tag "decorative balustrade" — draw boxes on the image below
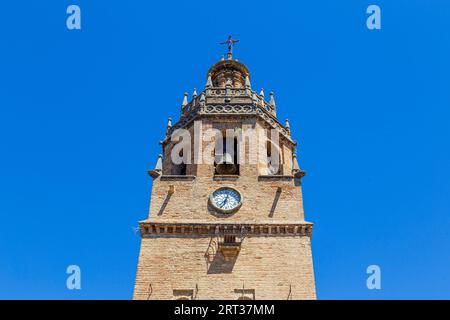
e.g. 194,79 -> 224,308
165,88 -> 291,143
181,88 -> 275,116
206,87 -> 249,96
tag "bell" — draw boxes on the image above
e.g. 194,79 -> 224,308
215,153 -> 237,174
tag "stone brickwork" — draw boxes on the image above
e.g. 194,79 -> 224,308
133,51 -> 316,300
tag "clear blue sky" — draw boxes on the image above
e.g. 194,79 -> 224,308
1,0 -> 449,299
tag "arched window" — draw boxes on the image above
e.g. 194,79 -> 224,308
172,149 -> 186,175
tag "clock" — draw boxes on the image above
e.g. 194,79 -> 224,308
209,187 -> 243,214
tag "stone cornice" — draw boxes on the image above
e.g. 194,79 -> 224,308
139,220 -> 313,238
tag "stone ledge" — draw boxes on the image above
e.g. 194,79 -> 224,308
160,175 -> 196,181
258,175 -> 294,181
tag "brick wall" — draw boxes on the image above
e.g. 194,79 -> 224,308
133,235 -> 316,300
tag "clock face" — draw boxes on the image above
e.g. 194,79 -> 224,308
210,188 -> 242,213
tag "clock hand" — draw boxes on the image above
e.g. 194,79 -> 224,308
217,197 -> 226,207
220,196 -> 229,208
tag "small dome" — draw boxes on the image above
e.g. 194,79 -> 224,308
207,59 -> 250,88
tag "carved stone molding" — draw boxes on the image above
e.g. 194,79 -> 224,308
139,221 -> 313,238
203,104 -> 256,114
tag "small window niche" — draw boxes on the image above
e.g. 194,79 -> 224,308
234,288 -> 255,300
173,289 -> 194,300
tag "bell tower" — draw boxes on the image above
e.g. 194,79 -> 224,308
133,39 -> 316,300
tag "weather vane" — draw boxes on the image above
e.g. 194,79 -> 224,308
220,35 -> 239,54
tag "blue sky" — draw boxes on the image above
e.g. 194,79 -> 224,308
1,0 -> 449,299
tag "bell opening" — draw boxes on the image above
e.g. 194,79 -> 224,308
214,136 -> 240,175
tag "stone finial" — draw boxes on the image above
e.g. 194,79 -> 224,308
192,88 -> 197,98
292,154 -> 306,178
166,117 -> 172,135
285,118 -> 290,131
252,92 -> 258,102
199,92 -> 206,105
182,92 -> 188,107
206,74 -> 212,88
259,88 -> 265,99
220,55 -> 225,61
245,75 -> 251,88
269,92 -> 276,107
148,154 -> 163,179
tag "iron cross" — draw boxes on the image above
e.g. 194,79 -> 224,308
220,35 -> 239,53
